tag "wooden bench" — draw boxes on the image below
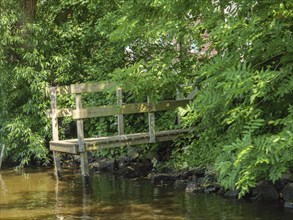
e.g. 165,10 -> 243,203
47,81 -> 196,178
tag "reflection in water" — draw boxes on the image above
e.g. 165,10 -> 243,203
0,174 -> 8,196
0,168 -> 56,219
0,168 -> 292,220
55,179 -> 61,220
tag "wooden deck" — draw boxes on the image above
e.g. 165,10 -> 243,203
50,129 -> 190,154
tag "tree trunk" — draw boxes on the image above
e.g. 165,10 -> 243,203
22,0 -> 37,21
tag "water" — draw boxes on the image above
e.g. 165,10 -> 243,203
0,168 -> 292,220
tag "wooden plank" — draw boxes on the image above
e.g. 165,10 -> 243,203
76,118 -> 85,152
50,87 -> 59,141
49,87 -> 63,178
50,129 -> 189,146
57,108 -> 73,117
57,85 -> 71,94
80,151 -> 89,177
176,89 -> 184,125
155,134 -> 185,142
49,125 -> 188,146
46,108 -> 73,118
50,144 -> 78,154
47,99 -> 191,119
49,83 -> 196,96
116,87 -> 124,135
86,138 -> 151,151
148,97 -> 156,143
50,140 -> 78,146
70,81 -> 117,94
85,132 -> 149,143
46,85 -> 71,95
155,129 -> 190,136
49,129 -> 190,153
72,104 -> 145,119
85,129 -> 189,146
72,99 -> 191,119
148,113 -> 155,143
47,82 -> 116,95
76,94 -> 85,152
85,129 -> 189,151
187,87 -> 198,99
152,99 -> 191,112
75,93 -> 89,176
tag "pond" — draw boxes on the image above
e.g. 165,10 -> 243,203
0,167 -> 292,220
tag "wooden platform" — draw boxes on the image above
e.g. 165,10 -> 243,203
47,81 -> 196,177
50,129 -> 190,154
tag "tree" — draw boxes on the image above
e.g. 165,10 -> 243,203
108,0 -> 293,196
0,0 -> 49,167
178,0 -> 293,197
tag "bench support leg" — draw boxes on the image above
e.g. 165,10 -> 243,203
76,93 -> 90,177
53,151 -> 62,179
80,151 -> 89,177
148,97 -> 156,143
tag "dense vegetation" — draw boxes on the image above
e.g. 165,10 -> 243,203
0,0 -> 292,197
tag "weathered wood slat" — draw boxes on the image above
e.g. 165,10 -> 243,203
50,142 -> 78,154
49,87 -> 62,178
76,94 -> 85,153
46,108 -> 73,118
56,85 -> 71,94
148,97 -> 156,143
86,138 -> 150,151
72,99 -> 191,119
187,87 -> 198,100
70,81 -> 117,94
46,82 -> 117,95
50,87 -> 59,141
75,93 -> 89,176
151,99 -> 191,112
57,108 -> 73,117
45,85 -> 71,96
46,97 -> 191,119
116,87 -> 124,135
49,129 -> 190,154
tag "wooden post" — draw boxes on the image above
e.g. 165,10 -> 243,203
0,144 -> 5,170
50,87 -> 62,179
75,93 -> 89,177
116,87 -> 124,135
147,97 -> 156,143
176,88 -> 184,126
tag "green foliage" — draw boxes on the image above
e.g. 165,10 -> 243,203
0,0 -> 181,166
0,0 -> 292,198
216,112 -> 293,197
4,117 -> 50,168
0,0 -> 126,167
179,0 -> 293,196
